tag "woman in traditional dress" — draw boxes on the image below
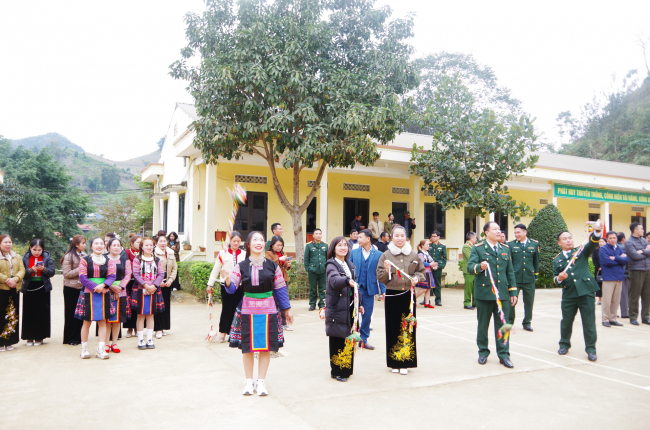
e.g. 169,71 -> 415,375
61,235 -> 87,345
76,237 -> 116,360
416,240 -> 435,309
225,231 -> 293,396
104,237 -> 131,353
376,226 -> 426,375
207,231 -> 246,343
123,235 -> 141,337
265,235 -> 293,331
21,239 -> 55,346
0,234 -> 25,352
325,236 -> 364,382
154,235 -> 177,338
131,237 -> 165,350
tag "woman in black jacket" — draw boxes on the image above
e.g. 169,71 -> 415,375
325,236 -> 364,382
21,239 -> 55,346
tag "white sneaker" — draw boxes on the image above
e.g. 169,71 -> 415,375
26,341 -> 34,346
283,325 -> 293,331
155,331 -> 162,339
162,331 -> 167,336
80,347 -> 91,359
256,380 -> 269,396
34,340 -> 43,346
399,368 -> 408,375
391,368 -> 399,373
95,347 -> 110,360
242,380 -> 255,396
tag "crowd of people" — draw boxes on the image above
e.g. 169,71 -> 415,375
0,230 -> 180,357
2,217 -> 650,398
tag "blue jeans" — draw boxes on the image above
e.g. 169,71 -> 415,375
359,287 -> 375,342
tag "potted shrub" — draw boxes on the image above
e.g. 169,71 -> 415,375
198,246 -> 206,252
215,230 -> 227,241
182,241 -> 191,251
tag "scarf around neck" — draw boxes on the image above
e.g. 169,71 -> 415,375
388,241 -> 412,256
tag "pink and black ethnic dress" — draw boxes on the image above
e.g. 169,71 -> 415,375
227,257 -> 291,353
131,256 -> 165,315
75,255 -> 117,321
107,253 -> 132,323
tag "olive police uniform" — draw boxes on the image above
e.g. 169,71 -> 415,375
428,242 -> 447,306
553,232 -> 600,354
507,238 -> 540,326
468,241 -> 518,359
304,241 -> 328,309
462,241 -> 475,307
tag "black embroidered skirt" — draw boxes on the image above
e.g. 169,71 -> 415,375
385,289 -> 417,369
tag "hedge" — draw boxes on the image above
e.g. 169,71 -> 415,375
528,204 -> 568,288
177,260 -> 311,302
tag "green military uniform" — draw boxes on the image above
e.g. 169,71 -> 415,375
462,241 -> 475,308
304,240 -> 328,309
468,241 -> 518,359
428,241 -> 447,306
507,238 -> 540,326
553,232 -> 600,354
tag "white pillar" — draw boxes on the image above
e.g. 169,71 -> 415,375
552,197 -> 558,206
168,191 -> 179,235
489,213 -> 495,222
603,202 -> 610,230
152,179 -> 160,233
203,163 -> 217,263
319,164 -> 329,241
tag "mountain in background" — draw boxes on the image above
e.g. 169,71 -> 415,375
8,132 -> 161,207
558,74 -> 650,166
10,132 -> 85,153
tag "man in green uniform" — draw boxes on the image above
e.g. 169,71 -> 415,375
554,221 -> 602,362
427,230 -> 446,306
468,221 -> 518,368
507,223 -> 540,331
304,228 -> 328,311
462,232 -> 477,310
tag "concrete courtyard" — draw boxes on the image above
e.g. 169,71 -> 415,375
3,275 -> 650,430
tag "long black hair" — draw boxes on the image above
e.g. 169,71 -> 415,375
61,235 -> 85,264
244,231 -> 265,256
268,235 -> 284,254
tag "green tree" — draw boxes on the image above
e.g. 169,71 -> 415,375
101,166 -> 121,191
170,0 -> 419,263
133,173 -> 154,230
527,204 -> 568,288
95,194 -> 141,238
0,137 -> 93,259
410,75 -> 538,231
407,52 -> 522,134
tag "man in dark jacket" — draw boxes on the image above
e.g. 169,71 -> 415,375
399,211 -> 416,240
617,233 -> 630,318
624,222 -> 650,326
599,231 -> 629,327
375,232 -> 390,253
351,214 -> 364,232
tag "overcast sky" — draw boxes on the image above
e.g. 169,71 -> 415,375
1,0 -> 648,161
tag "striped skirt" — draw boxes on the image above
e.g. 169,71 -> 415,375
131,287 -> 164,315
74,291 -> 111,322
107,296 -> 129,323
229,297 -> 284,354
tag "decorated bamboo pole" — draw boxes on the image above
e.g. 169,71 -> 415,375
485,264 -> 512,345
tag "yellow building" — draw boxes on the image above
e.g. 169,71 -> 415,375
141,103 -> 650,284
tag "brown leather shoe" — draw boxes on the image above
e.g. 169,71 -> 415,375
360,341 -> 375,350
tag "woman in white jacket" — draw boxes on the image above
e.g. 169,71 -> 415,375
207,232 -> 246,342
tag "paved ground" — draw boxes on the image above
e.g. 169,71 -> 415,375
3,275 -> 650,429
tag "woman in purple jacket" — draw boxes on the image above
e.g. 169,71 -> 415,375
599,231 -> 629,327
